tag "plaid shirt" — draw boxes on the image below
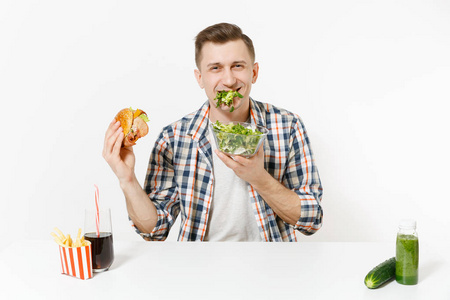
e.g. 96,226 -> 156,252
131,98 -> 323,242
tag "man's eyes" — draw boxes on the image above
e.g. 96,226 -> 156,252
209,64 -> 244,71
233,64 -> 244,69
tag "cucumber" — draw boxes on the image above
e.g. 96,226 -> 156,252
364,257 -> 396,289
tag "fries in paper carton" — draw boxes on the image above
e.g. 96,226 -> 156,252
51,228 -> 93,280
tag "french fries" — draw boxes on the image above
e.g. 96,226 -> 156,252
51,227 -> 90,247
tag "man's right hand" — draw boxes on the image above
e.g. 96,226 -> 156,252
102,119 -> 136,184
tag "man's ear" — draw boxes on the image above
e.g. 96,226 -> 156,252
194,69 -> 204,89
252,62 -> 259,84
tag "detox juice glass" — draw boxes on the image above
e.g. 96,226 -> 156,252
395,220 -> 419,285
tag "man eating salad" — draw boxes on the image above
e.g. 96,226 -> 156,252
103,23 -> 323,242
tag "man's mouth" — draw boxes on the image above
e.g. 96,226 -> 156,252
214,89 -> 244,112
217,87 -> 242,93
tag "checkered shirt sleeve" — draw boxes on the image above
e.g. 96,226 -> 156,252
129,128 -> 180,241
284,116 -> 323,235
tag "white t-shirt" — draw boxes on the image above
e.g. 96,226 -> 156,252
204,126 -> 263,241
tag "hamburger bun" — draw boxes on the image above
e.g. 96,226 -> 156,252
114,108 -> 149,147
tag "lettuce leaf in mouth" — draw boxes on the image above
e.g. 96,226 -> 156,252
214,90 -> 243,112
212,120 -> 263,155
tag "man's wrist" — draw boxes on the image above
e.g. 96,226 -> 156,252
250,170 -> 274,192
119,174 -> 139,191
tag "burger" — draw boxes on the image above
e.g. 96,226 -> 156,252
115,108 -> 149,147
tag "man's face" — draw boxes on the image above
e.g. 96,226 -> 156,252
194,40 -> 259,114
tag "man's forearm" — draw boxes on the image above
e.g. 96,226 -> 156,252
121,175 -> 158,234
251,171 -> 301,226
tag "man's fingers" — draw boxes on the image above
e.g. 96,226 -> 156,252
231,155 -> 247,165
105,120 -> 121,140
104,125 -> 123,159
112,131 -> 124,156
215,150 -> 239,169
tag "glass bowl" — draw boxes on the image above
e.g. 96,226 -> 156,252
209,121 -> 268,158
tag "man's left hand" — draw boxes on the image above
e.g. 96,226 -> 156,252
214,146 -> 266,186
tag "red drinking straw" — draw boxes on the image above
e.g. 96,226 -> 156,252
94,184 -> 100,237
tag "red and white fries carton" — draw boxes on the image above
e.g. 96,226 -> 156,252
58,243 -> 93,280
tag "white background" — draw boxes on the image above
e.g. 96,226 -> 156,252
1,0 -> 449,251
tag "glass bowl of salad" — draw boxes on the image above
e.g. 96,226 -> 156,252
210,121 -> 268,158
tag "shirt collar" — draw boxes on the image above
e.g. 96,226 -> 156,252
187,100 -> 210,142
248,97 -> 266,128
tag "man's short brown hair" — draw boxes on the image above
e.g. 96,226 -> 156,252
195,23 -> 255,68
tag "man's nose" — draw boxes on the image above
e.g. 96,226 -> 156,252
222,69 -> 237,87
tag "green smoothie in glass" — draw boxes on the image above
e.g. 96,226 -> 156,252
395,220 -> 419,285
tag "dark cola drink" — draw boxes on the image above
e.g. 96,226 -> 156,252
84,232 -> 114,272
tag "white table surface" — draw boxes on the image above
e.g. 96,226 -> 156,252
0,240 -> 448,300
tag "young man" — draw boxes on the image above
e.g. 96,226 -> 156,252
103,23 -> 323,242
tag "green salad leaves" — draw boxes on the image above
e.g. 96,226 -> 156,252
214,90 -> 243,112
211,120 -> 264,156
